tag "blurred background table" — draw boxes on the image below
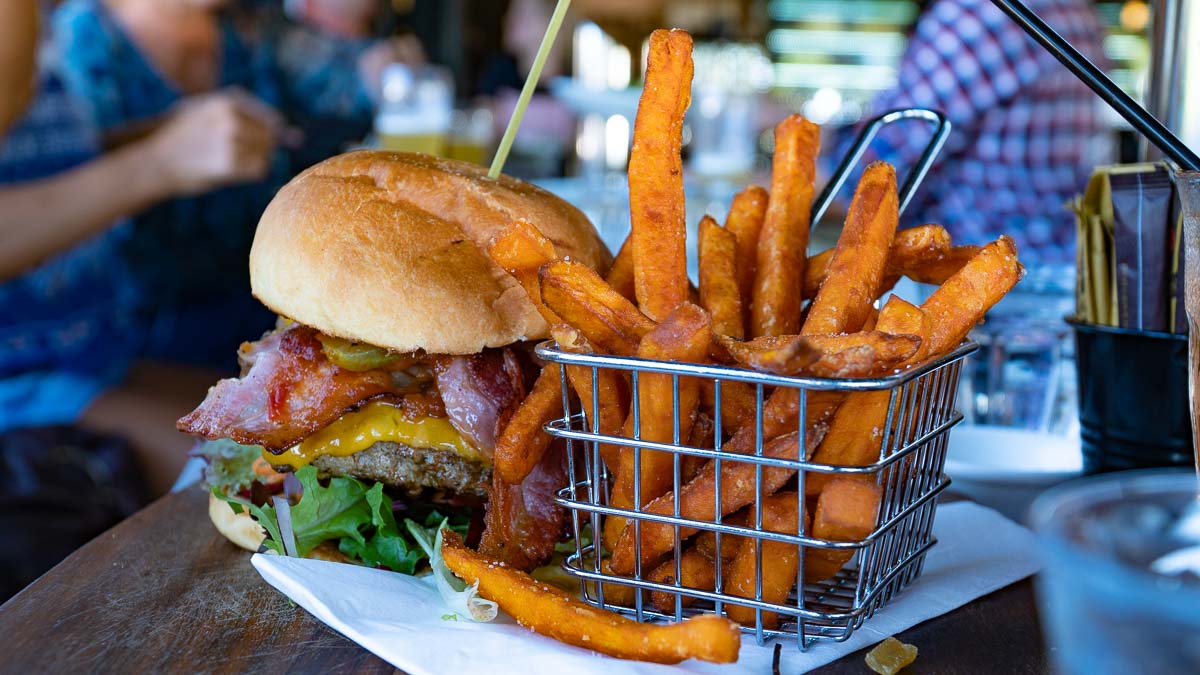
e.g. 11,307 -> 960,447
0,487 -> 1046,674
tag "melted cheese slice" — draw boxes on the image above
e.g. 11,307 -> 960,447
263,400 -> 483,469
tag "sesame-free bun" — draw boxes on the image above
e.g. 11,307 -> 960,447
250,151 -> 610,355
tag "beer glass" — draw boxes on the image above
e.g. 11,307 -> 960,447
375,64 -> 453,156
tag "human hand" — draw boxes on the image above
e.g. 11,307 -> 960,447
148,89 -> 292,196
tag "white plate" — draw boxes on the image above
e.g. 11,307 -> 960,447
945,425 -> 1083,522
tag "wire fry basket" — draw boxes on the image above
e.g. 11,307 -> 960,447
541,343 -> 974,649
543,107 -> 967,650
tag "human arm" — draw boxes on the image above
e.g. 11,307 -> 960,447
0,94 -> 279,281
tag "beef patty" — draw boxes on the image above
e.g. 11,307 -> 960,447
312,441 -> 490,498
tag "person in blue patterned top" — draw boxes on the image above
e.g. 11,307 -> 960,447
0,0 -> 282,493
52,0 -> 410,367
52,0 -> 292,367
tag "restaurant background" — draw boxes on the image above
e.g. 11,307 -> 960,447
0,0 -> 1187,604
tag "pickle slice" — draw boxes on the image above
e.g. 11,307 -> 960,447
865,637 -> 918,675
318,334 -> 405,372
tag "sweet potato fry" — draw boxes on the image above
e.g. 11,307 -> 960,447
718,332 -> 921,378
921,236 -> 1024,355
648,546 -> 719,612
681,412 -> 714,481
629,29 -> 693,321
700,379 -> 758,435
903,244 -> 981,286
441,531 -> 740,664
861,305 -> 880,332
692,509 -> 749,564
804,224 -> 952,298
540,260 -> 654,356
803,162 -> 899,335
488,219 -> 561,323
550,325 -> 628,469
805,297 -> 932,495
612,427 -> 823,575
802,332 -> 922,378
724,185 -> 769,316
724,492 -> 807,628
606,236 -> 636,301
750,115 -> 819,337
494,365 -> 564,484
606,303 -> 711,547
698,215 -> 744,339
806,478 -> 882,582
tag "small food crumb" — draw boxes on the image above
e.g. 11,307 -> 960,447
865,637 -> 918,675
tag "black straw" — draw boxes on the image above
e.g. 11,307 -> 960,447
990,0 -> 1200,171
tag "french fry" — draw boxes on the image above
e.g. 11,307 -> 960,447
606,303 -> 712,548
629,29 -> 693,321
803,162 -> 899,335
698,215 -> 745,339
681,412 -> 714,481
488,219 -> 561,323
806,478 -> 882,582
903,244 -> 981,286
861,305 -> 880,332
750,115 -> 819,337
724,492 -> 806,628
540,259 -> 654,356
550,325 -> 628,469
606,236 -> 636,301
692,512 -> 747,564
803,224 -> 952,298
718,332 -> 921,378
700,380 -> 758,435
441,531 -> 741,664
805,297 -> 931,496
724,185 -> 769,319
493,365 -> 564,484
802,332 -> 922,378
648,546 -> 719,612
612,424 -> 828,575
921,236 -> 1024,355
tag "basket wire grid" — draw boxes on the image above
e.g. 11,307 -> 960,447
542,342 -> 972,649
543,108 -> 969,651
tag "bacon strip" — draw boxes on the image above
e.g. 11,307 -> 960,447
178,324 -> 529,458
479,443 -> 568,570
177,325 -> 401,451
434,350 -> 526,460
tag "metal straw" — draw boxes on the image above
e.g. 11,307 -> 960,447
989,0 -> 1200,171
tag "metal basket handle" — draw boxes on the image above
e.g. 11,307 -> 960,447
810,108 -> 952,228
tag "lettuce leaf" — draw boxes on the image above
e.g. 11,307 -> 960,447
405,518 -> 497,622
193,439 -> 265,494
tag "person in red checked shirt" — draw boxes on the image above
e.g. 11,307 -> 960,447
835,0 -> 1109,268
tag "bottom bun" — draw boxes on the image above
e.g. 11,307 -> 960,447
207,492 -> 357,564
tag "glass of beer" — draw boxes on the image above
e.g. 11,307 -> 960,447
1180,171 -> 1200,473
375,64 -> 453,156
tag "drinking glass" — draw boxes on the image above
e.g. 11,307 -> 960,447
1030,470 -> 1200,674
375,64 -> 454,156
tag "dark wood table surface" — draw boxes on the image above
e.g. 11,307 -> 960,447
0,487 -> 1048,673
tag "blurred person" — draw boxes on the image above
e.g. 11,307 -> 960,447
51,0 -> 289,367
271,0 -> 426,167
0,1 -> 279,493
0,0 -> 280,599
832,0 -> 1107,267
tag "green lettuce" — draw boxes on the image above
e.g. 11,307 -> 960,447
405,518 -> 497,622
213,464 -> 467,575
193,439 -> 265,494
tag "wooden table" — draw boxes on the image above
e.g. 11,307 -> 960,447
0,488 -> 1048,673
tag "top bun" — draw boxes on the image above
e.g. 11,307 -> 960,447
250,151 -> 611,355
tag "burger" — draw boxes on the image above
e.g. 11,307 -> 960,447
179,151 -> 610,571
